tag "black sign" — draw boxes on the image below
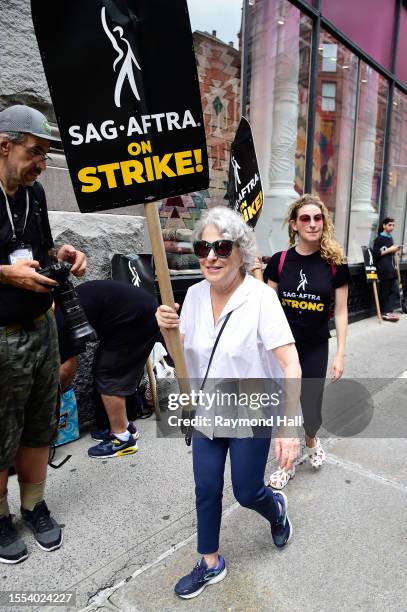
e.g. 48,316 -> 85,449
361,246 -> 378,282
111,253 -> 155,296
31,0 -> 209,213
226,117 -> 263,228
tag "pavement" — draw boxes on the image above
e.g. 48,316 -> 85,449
1,314 -> 407,612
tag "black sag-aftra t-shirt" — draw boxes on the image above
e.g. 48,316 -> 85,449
264,248 -> 350,342
372,234 -> 397,280
0,182 -> 54,325
55,280 -> 159,362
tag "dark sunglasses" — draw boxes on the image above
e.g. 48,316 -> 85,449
193,240 -> 235,258
297,213 -> 324,223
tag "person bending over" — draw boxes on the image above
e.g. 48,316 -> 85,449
56,280 -> 159,458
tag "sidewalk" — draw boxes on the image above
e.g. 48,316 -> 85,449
2,315 -> 407,611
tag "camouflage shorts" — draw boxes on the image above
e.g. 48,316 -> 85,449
0,310 -> 60,471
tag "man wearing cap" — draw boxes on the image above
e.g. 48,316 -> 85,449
0,104 -> 86,564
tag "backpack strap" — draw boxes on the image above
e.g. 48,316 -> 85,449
330,264 -> 337,279
278,251 -> 287,278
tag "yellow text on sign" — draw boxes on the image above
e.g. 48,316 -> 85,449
240,191 -> 263,223
127,140 -> 152,156
78,149 -> 204,193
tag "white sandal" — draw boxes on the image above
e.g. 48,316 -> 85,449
306,438 -> 326,469
267,465 -> 295,490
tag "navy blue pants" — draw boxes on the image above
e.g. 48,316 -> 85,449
192,434 -> 280,554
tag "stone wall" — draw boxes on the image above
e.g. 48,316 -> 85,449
0,0 -> 52,115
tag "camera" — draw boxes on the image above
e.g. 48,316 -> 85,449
37,261 -> 97,345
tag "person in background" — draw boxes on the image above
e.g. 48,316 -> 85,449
157,207 -> 301,600
56,279 -> 159,458
372,217 -> 400,322
0,104 -> 86,563
265,194 -> 350,489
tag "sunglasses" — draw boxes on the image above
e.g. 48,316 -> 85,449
193,240 -> 235,258
297,213 -> 324,223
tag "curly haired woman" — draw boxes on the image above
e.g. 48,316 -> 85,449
264,194 -> 350,489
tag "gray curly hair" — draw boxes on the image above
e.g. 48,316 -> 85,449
192,206 -> 257,272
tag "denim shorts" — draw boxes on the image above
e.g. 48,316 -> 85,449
0,310 -> 60,471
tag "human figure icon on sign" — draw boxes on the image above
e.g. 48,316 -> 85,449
231,155 -> 241,191
101,7 -> 141,108
128,261 -> 141,287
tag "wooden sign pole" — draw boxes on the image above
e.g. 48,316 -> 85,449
143,201 -> 191,395
372,281 -> 382,323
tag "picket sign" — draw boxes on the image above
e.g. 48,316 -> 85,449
32,0 -> 209,442
226,117 -> 264,281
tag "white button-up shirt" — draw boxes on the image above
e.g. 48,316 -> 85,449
179,275 -> 295,437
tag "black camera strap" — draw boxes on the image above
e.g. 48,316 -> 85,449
185,311 -> 232,446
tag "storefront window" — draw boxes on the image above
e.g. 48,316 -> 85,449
247,0 -> 312,254
386,88 -> 407,261
347,63 -> 388,263
312,32 -> 358,249
321,0 -> 396,71
395,6 -> 407,87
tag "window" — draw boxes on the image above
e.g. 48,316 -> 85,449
247,0 -> 312,254
312,31 -> 358,249
321,82 -> 336,111
321,0 -> 396,70
321,43 -> 337,72
347,63 -> 389,262
385,88 -> 407,261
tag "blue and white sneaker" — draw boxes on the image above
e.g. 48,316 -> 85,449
271,491 -> 292,548
88,434 -> 138,458
90,422 -> 140,442
174,555 -> 227,599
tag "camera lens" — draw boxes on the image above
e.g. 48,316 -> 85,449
56,282 -> 97,344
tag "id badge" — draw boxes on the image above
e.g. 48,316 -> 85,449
8,244 -> 34,264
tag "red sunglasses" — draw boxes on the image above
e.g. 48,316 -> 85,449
297,213 -> 324,223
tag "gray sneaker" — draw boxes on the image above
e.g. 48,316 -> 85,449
21,501 -> 63,552
0,514 -> 28,564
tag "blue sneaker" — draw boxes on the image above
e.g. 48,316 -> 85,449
90,422 -> 140,442
88,434 -> 138,458
271,491 -> 292,548
174,556 -> 227,599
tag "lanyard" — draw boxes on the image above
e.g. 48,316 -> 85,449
0,180 -> 30,241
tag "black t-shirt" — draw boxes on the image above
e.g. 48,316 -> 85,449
264,248 -> 350,342
56,280 -> 159,362
372,234 -> 397,280
0,182 -> 54,325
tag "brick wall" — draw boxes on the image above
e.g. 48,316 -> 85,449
158,32 -> 241,238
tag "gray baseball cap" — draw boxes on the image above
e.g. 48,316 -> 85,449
0,104 -> 59,142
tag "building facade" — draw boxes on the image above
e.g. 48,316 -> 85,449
157,32 -> 241,232
2,1 -> 406,316
245,0 -> 407,273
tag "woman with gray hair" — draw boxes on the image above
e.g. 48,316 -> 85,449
156,206 -> 300,600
